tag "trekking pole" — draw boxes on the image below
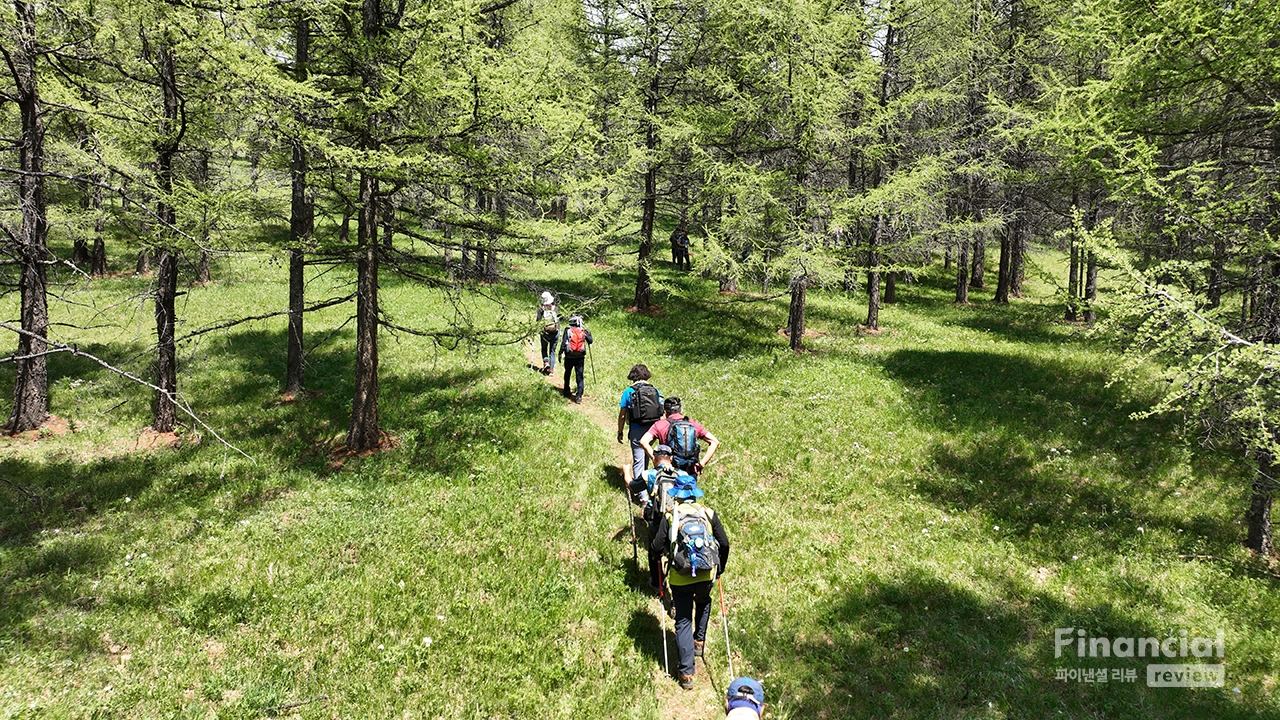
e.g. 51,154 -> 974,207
719,576 -> 735,678
659,565 -> 670,676
587,342 -> 597,385
624,481 -> 637,564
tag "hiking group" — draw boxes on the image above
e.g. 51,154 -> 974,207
535,293 -> 765,717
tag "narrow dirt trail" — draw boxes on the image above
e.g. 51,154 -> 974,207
524,344 -> 727,720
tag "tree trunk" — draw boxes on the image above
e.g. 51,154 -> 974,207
1208,234 -> 1226,309
995,228 -> 1011,303
885,271 -> 897,304
150,40 -> 182,433
152,248 -> 179,432
5,0 -> 50,433
969,239 -> 985,288
285,11 -> 311,396
1009,215 -> 1026,296
1083,250 -> 1098,323
347,171 -> 381,450
633,43 -> 659,311
1066,236 -> 1079,321
1246,458 -> 1275,556
136,249 -> 151,274
955,238 -> 970,303
944,244 -> 952,270
787,275 -> 807,352
866,214 -> 883,329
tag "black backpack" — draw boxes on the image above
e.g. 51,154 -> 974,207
629,383 -> 662,424
669,504 -> 720,579
669,419 -> 701,467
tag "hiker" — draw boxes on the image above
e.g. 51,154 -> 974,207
618,364 -> 663,479
672,229 -> 691,271
557,314 -> 593,403
726,678 -> 765,719
624,444 -> 693,589
640,397 -> 720,477
649,474 -> 729,690
536,291 -> 559,374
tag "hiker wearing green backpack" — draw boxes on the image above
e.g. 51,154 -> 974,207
557,314 -> 593,403
649,474 -> 729,690
535,291 -> 559,374
624,444 -> 693,590
617,364 -> 663,479
640,397 -> 720,477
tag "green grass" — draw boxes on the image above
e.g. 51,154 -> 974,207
2,246 -> 1278,719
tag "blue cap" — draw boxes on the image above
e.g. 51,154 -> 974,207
727,677 -> 764,707
654,444 -> 673,457
667,473 -> 704,500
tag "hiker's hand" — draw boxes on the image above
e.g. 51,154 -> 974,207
617,432 -> 624,443
694,462 -> 704,473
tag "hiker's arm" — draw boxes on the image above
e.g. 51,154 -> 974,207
698,431 -> 721,469
712,513 -> 729,575
639,428 -> 657,462
617,406 -> 628,442
650,516 -> 669,555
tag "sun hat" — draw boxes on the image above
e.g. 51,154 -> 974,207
667,473 -> 704,500
540,291 -> 554,305
654,444 -> 673,457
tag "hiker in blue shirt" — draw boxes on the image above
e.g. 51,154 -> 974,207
617,364 -> 663,479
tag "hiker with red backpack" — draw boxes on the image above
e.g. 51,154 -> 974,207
640,397 -> 720,477
535,291 -> 560,374
557,314 -> 593,403
617,364 -> 663,479
649,474 -> 729,690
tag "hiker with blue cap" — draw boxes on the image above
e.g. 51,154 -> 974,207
649,473 -> 730,690
726,677 -> 765,719
625,444 -> 694,589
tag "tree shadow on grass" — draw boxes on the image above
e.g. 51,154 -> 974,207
758,569 -> 1266,720
627,607 -> 672,676
881,349 -> 1247,557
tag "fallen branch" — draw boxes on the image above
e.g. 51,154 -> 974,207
0,321 -> 254,463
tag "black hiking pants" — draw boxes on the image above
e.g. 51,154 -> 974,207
671,580 -> 713,677
562,355 -> 585,400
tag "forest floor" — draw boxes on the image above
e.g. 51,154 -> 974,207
2,248 -> 1279,719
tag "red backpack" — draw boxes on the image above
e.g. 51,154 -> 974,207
567,327 -> 587,353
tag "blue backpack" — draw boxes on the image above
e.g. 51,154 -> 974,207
669,419 -> 701,469
669,505 -> 720,579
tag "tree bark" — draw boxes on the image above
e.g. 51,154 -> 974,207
1245,458 -> 1275,555
995,228 -> 1011,303
787,274 -> 807,352
885,271 -> 897,304
285,11 -> 311,397
91,181 -> 107,276
955,238 -> 970,303
347,171 -> 381,450
136,249 -> 151,274
866,214 -> 883,329
969,239 -> 985,288
150,39 -> 182,433
5,0 -> 50,432
633,33 -> 659,311
1066,235 -> 1079,321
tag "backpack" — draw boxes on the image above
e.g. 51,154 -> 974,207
647,466 -> 681,519
669,504 -> 720,579
541,307 -> 558,333
676,233 -> 690,249
566,326 -> 587,354
669,419 -> 701,467
629,382 -> 662,424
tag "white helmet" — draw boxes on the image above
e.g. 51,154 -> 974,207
540,291 -> 554,305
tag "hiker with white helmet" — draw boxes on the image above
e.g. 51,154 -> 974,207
725,677 -> 765,719
535,291 -> 560,375
557,314 -> 593,403
649,474 -> 729,690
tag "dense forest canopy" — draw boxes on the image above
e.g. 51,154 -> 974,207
3,0 -> 1279,552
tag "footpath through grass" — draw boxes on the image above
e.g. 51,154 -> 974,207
2,250 -> 1279,719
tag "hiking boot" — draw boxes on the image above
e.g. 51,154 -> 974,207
679,674 -> 694,690
693,640 -> 704,658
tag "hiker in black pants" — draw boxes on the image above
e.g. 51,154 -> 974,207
624,444 -> 693,589
557,314 -> 592,403
651,474 -> 728,690
672,230 -> 691,270
536,291 -> 559,374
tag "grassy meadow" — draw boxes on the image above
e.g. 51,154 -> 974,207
2,243 -> 1279,719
